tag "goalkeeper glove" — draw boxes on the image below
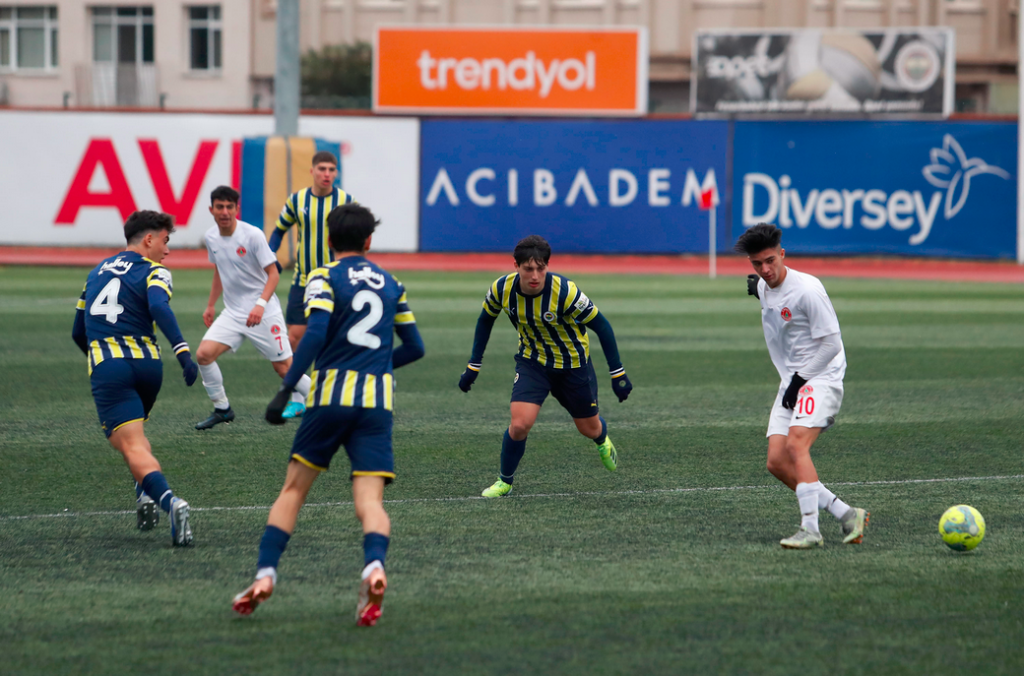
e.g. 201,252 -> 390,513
266,385 -> 292,425
611,370 -> 633,402
747,274 -> 760,299
176,351 -> 198,387
782,373 -> 808,410
459,364 -> 481,392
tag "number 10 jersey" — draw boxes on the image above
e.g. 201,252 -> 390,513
301,256 -> 416,411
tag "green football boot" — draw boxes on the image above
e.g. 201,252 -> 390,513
481,479 -> 512,498
840,507 -> 869,544
780,527 -> 823,549
597,437 -> 617,472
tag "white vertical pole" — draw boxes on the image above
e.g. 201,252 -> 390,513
1018,1 -> 1024,264
709,206 -> 717,279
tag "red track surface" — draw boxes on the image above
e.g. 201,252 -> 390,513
1,247 -> 1022,283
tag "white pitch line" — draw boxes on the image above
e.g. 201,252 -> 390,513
2,474 -> 1022,523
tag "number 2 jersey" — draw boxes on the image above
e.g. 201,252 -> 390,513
77,251 -> 187,374
302,256 -> 416,411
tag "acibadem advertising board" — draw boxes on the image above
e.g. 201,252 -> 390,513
692,28 -> 954,116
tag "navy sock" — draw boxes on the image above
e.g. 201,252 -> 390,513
134,482 -> 144,501
141,471 -> 174,513
593,416 -> 608,445
257,525 -> 292,570
499,429 -> 527,484
363,532 -> 390,568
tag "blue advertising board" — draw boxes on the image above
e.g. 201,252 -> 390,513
733,121 -> 1017,259
420,119 -> 729,253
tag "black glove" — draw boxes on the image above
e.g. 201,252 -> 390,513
459,365 -> 480,393
266,386 -> 292,425
176,352 -> 199,387
612,372 -> 633,402
747,274 -> 760,299
782,373 -> 808,410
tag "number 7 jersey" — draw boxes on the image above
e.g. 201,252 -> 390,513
302,256 -> 416,410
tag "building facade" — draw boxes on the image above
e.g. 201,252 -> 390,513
0,0 -> 1017,112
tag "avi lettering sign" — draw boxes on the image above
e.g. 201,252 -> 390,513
733,121 -> 1016,259
374,26 -> 648,116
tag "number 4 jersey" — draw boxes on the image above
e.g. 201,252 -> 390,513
302,256 -> 416,411
78,251 -> 178,374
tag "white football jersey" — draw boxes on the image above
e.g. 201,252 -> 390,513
205,220 -> 281,318
758,267 -> 846,383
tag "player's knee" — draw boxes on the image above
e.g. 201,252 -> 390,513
784,439 -> 810,461
271,360 -> 289,377
766,455 -> 786,477
574,417 -> 601,438
508,420 -> 532,440
195,347 -> 215,366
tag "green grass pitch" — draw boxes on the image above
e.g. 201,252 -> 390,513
1,265 -> 1023,675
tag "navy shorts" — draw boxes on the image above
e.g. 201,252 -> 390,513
286,282 -> 306,326
90,359 -> 163,438
511,355 -> 599,419
290,405 -> 395,482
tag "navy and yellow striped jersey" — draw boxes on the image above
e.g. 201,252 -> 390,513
77,251 -> 176,374
276,187 -> 355,287
483,272 -> 598,369
301,256 -> 416,411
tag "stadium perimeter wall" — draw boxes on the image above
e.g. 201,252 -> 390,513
0,110 -> 1018,260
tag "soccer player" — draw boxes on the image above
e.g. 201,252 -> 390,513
736,223 -> 868,549
458,235 -> 633,497
232,203 -> 424,627
72,210 -> 198,547
269,151 -> 355,355
194,186 -> 312,428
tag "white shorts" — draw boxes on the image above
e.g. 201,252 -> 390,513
202,308 -> 292,362
766,377 -> 843,438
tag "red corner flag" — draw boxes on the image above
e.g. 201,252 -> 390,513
699,188 -> 716,211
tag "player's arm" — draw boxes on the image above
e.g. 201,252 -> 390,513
782,333 -> 842,409
203,267 -> 223,328
459,309 -> 498,393
146,268 -> 198,386
582,311 -> 632,403
268,195 -> 298,253
392,286 -> 424,369
246,262 -> 279,328
268,271 -> 331,423
72,284 -> 88,355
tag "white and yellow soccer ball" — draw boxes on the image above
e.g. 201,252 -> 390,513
938,505 -> 986,551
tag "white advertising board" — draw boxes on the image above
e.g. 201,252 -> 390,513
0,111 -> 420,251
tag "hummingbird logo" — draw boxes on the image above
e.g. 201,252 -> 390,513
922,134 -> 1010,220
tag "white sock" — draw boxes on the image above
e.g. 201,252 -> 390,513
361,560 -> 384,580
292,374 -> 311,404
255,566 -> 277,587
199,362 -> 230,409
816,481 -> 851,519
796,482 -> 820,533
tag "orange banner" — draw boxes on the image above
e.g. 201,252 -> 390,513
374,26 -> 648,116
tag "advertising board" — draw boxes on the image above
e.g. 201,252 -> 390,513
693,28 -> 954,116
0,111 -> 420,251
375,26 -> 648,116
733,121 -> 1016,258
420,119 -> 727,253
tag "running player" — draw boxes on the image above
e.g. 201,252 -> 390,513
194,186 -> 312,429
736,223 -> 868,549
269,151 -> 355,355
458,235 -> 633,497
232,203 -> 424,627
72,210 -> 198,546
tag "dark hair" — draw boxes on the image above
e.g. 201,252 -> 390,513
734,223 -> 782,255
210,185 -> 239,205
312,151 -> 338,167
124,210 -> 174,244
513,235 -> 551,266
327,203 -> 378,252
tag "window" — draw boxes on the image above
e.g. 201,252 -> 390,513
0,6 -> 58,71
188,6 -> 221,71
92,6 -> 153,64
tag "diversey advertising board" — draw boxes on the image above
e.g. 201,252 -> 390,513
420,119 -> 728,253
734,121 -> 1016,258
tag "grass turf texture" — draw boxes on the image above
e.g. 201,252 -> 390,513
2,265 -> 1023,675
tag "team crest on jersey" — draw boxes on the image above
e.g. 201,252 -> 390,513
270,325 -> 281,335
236,246 -> 247,257
514,372 -> 520,384
780,307 -> 792,321
801,384 -> 814,395
542,311 -> 556,323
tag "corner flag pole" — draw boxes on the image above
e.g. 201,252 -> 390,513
709,205 -> 717,279
1018,2 -> 1024,264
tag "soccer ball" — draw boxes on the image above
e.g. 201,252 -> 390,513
938,505 -> 986,551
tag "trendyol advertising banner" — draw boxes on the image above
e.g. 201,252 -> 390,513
0,111 -> 420,251
420,119 -> 728,253
733,121 -> 1016,258
374,26 -> 648,116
